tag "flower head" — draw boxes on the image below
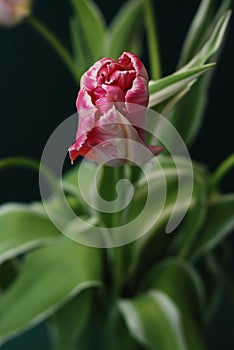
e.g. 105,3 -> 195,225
0,0 -> 31,27
69,52 -> 163,166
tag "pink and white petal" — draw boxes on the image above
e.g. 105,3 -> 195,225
98,60 -> 121,80
95,107 -> 134,139
0,1 -> 13,25
95,108 -> 151,162
70,107 -> 129,155
147,145 -> 164,156
75,110 -> 96,139
109,70 -> 136,91
88,130 -> 160,166
95,97 -> 115,114
101,84 -> 126,102
80,59 -> 106,90
125,75 -> 149,107
96,107 -> 163,164
75,90 -> 97,143
69,106 -> 163,165
76,88 -> 94,114
68,137 -> 87,162
119,52 -> 149,81
80,61 -> 100,90
93,86 -> 107,100
84,139 -> 126,166
122,103 -> 147,141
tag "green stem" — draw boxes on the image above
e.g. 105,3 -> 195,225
27,16 -> 81,85
130,165 -> 142,185
111,167 -> 126,297
144,0 -> 162,80
111,247 -> 123,298
112,166 -> 125,227
210,153 -> 234,190
0,157 -> 59,196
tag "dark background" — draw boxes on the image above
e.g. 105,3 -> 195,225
0,0 -> 233,349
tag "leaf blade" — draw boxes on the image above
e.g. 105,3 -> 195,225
49,290 -> 92,349
0,237 -> 102,345
170,10 -> 231,144
178,0 -> 215,67
70,0 -> 106,62
119,290 -> 188,350
107,0 -> 144,58
142,259 -> 206,350
0,204 -> 60,265
192,194 -> 234,259
184,11 -> 231,68
148,64 -> 214,107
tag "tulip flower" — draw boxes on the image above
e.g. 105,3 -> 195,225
0,0 -> 31,26
69,52 -> 163,166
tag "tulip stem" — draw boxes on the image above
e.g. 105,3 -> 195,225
112,166 -> 125,227
144,0 -> 162,80
0,157 -> 59,196
210,153 -> 234,190
27,16 -> 81,85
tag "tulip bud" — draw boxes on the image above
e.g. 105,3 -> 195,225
69,52 -> 163,166
0,0 -> 31,27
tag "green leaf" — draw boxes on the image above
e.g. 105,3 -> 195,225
49,290 -> 92,350
210,153 -> 234,191
148,64 -> 214,108
144,0 -> 161,79
170,10 -> 231,144
143,259 -> 206,350
107,0 -> 144,58
168,76 -> 209,145
197,253 -> 226,321
96,166 -> 129,229
126,24 -> 144,58
119,290 -> 188,350
0,204 -> 60,265
0,260 -> 19,292
192,194 -> 234,259
127,156 -> 198,276
0,237 -> 102,345
177,0 -> 215,67
178,0 -> 232,67
62,160 -> 98,214
157,84 -> 194,117
63,160 -> 97,191
184,11 -> 231,68
70,0 -> 106,62
175,170 -> 208,259
70,17 -> 90,73
213,0 -> 232,25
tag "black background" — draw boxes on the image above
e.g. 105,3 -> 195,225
0,0 -> 233,349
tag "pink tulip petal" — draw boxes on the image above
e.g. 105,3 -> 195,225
85,108 -> 141,165
74,89 -> 96,150
68,139 -> 87,162
101,84 -> 125,102
69,106 -> 163,165
0,0 -> 31,25
109,70 -> 136,91
121,103 -> 147,142
90,107 -> 161,165
125,75 -> 149,106
76,88 -> 94,114
98,60 -> 121,80
81,57 -> 117,90
148,145 -> 164,156
0,1 -> 13,24
119,52 -> 149,81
